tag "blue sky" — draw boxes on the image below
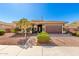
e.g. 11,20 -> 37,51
0,3 -> 79,23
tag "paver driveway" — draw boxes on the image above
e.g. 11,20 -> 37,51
50,34 -> 79,46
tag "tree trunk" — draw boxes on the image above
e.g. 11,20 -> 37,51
25,30 -> 27,38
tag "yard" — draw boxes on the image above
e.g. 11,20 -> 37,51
0,33 -> 79,46
0,33 -> 26,45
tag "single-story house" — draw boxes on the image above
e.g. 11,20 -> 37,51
31,20 -> 65,34
0,23 -> 16,32
0,20 -> 65,34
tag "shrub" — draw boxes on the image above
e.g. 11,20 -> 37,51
69,30 -> 76,36
11,29 -> 17,33
15,27 -> 21,31
37,32 -> 51,43
38,31 -> 48,35
76,31 -> 79,37
0,29 -> 5,36
71,32 -> 76,36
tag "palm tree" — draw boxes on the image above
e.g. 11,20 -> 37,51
16,18 -> 31,38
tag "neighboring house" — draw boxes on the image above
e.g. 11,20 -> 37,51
64,21 -> 79,34
0,22 -> 16,32
64,21 -> 79,30
31,20 -> 65,34
0,24 -> 4,29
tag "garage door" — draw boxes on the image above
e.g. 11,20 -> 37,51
46,25 -> 62,34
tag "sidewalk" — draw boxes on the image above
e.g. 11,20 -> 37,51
0,45 -> 79,56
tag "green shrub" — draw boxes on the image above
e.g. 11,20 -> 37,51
0,29 -> 5,36
11,29 -> 17,33
76,31 -> 79,37
37,32 -> 51,43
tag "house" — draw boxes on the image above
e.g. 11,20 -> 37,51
64,21 -> 79,33
31,20 -> 65,34
0,20 -> 65,34
0,22 -> 16,32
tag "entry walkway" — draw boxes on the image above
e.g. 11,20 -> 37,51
0,45 -> 79,56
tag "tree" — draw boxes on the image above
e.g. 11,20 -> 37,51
16,18 -> 31,38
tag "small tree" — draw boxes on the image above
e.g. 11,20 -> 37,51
16,18 -> 31,38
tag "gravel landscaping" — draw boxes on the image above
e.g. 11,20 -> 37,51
0,33 -> 79,46
0,33 -> 26,45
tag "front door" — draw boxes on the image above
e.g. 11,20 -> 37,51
37,24 -> 42,33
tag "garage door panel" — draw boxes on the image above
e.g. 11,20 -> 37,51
46,25 -> 62,34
